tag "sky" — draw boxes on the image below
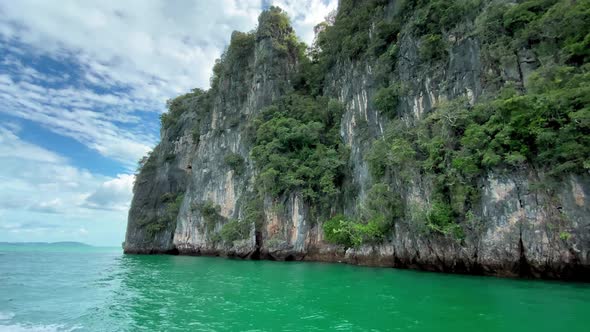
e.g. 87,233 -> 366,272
0,0 -> 337,246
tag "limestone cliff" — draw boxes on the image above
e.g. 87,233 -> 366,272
125,2 -> 590,280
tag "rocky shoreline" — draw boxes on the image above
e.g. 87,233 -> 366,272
124,245 -> 590,282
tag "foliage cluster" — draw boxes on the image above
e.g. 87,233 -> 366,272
402,0 -> 481,35
210,31 -> 256,90
136,151 -> 156,176
373,83 -> 404,118
196,200 -> 223,231
321,183 -> 403,248
313,0 -> 393,64
217,195 -> 263,245
160,88 -> 206,130
224,153 -> 246,175
257,6 -> 293,40
304,0 -> 480,97
368,63 -> 590,236
401,0 -> 481,63
316,0 -> 590,246
301,0 -> 399,95
257,6 -> 304,58
241,196 -> 265,229
477,0 -> 590,86
250,94 -> 348,211
322,214 -> 390,248
141,193 -> 184,237
219,219 -> 252,244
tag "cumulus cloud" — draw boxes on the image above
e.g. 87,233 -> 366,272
84,174 -> 135,211
0,0 -> 337,245
0,1 -> 262,166
269,0 -> 338,44
0,0 -> 336,167
0,125 -> 132,244
0,125 -> 133,212
0,0 -> 262,98
29,199 -> 64,214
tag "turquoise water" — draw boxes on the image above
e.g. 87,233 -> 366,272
0,245 -> 588,331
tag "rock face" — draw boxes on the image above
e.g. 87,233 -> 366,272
125,2 -> 590,280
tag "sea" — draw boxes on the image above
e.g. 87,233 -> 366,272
0,244 -> 588,331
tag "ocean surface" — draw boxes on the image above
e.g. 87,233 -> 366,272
0,244 -> 588,331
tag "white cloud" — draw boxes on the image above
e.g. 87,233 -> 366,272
0,0 -> 263,98
84,174 -> 135,211
0,125 -> 132,245
0,71 -> 156,167
0,1 -> 264,167
0,125 -> 100,215
0,0 -> 335,99
270,0 -> 338,44
0,1 -> 335,167
0,1 -> 336,245
0,124 -> 65,163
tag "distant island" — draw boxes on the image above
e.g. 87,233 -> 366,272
0,241 -> 92,247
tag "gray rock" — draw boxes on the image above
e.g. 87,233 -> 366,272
124,2 -> 590,281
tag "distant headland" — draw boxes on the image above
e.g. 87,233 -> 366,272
0,241 -> 92,247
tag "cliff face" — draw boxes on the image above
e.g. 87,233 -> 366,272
125,2 -> 590,280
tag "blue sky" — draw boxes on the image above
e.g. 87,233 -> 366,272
0,0 -> 336,246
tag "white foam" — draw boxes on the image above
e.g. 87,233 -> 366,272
0,312 -> 15,320
0,323 -> 80,332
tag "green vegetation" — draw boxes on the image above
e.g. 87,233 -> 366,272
144,1 -> 589,246
559,231 -> 572,241
250,94 -> 348,211
363,183 -> 403,223
159,87 -> 212,144
374,83 -> 403,118
321,183 -> 402,248
365,0 -> 590,238
419,34 -> 447,62
196,200 -> 223,231
140,193 -> 184,237
402,0 -> 481,64
224,153 -> 245,175
164,193 -> 184,217
322,214 -> 390,248
307,0 -> 481,94
210,31 -> 256,91
257,6 -> 291,39
302,0 -> 399,95
406,0 -> 480,35
161,88 -> 206,129
195,196 -> 264,244
219,219 -> 252,244
368,68 -> 590,236
257,6 -> 302,57
477,0 -> 590,85
216,195 -> 264,245
136,151 -> 156,175
314,0 -> 394,64
241,196 -> 265,229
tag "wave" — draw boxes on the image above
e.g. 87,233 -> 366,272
0,324 -> 80,332
0,312 -> 14,320
0,314 -> 80,332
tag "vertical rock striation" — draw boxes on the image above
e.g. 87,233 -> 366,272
125,2 -> 590,280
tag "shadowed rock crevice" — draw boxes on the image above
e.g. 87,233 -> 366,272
124,2 -> 590,281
